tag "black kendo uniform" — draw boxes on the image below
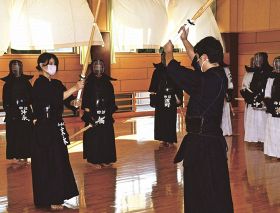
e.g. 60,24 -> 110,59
2,71 -> 33,160
246,53 -> 273,109
31,75 -> 78,207
149,62 -> 183,144
249,66 -> 272,109
82,73 -> 117,165
241,53 -> 273,143
167,58 -> 233,213
240,65 -> 255,105
269,73 -> 280,117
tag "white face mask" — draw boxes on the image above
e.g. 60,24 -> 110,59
46,65 -> 57,76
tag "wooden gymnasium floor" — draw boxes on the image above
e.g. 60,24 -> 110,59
0,111 -> 280,213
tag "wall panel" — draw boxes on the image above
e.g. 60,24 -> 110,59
237,30 -> 280,105
217,0 -> 280,32
270,0 -> 280,29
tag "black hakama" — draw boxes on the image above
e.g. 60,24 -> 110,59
167,59 -> 233,213
149,63 -> 183,144
31,75 -> 78,207
2,74 -> 33,159
82,74 -> 117,164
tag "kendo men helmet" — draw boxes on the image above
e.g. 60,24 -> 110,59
254,52 -> 268,68
92,60 -> 105,78
273,56 -> 280,73
9,60 -> 23,78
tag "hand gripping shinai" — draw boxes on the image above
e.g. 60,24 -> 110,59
171,0 -> 215,43
72,0 -> 101,108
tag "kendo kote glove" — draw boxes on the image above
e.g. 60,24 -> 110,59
225,89 -> 233,102
81,111 -> 95,126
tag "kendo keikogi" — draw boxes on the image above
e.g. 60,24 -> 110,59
221,64 -> 234,136
240,57 -> 255,129
264,56 -> 280,157
164,30 -> 233,212
31,53 -> 79,208
250,53 -> 272,109
149,51 -> 183,146
269,58 -> 280,117
2,60 -> 33,161
82,60 -> 117,167
242,52 -> 272,143
240,58 -> 255,106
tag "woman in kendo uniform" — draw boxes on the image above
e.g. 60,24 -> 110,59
31,52 -> 84,210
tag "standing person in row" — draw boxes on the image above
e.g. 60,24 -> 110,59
164,27 -> 233,212
81,60 -> 117,168
264,56 -> 280,158
149,51 -> 183,147
243,52 -> 272,143
31,52 -> 83,210
2,60 -> 33,163
221,64 -> 234,136
240,57 -> 255,129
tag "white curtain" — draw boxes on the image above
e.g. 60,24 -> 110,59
112,0 -> 223,52
0,0 -> 104,55
0,0 -> 11,55
112,0 -> 168,51
164,0 -> 223,47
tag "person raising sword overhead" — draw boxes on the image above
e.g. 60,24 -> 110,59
149,50 -> 183,147
164,25 -> 234,212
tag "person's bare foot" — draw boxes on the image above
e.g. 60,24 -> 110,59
101,163 -> 112,167
18,159 -> 28,163
92,164 -> 102,169
160,141 -> 170,147
51,204 -> 64,210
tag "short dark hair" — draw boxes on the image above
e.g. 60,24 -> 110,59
36,52 -> 59,71
9,60 -> 23,71
194,36 -> 223,64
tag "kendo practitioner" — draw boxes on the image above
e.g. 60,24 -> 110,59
221,64 -> 234,136
243,52 -> 272,143
164,26 -> 233,213
264,56 -> 280,158
31,53 -> 83,210
240,57 -> 255,128
2,60 -> 33,163
149,50 -> 183,147
81,60 -> 117,168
